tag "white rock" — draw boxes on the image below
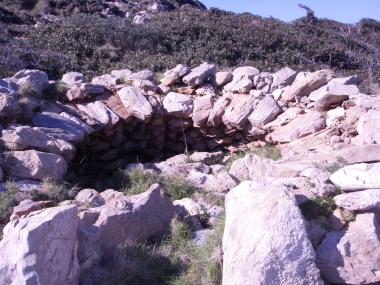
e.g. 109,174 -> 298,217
192,94 -> 213,127
183,63 -> 216,86
61,71 -> 87,85
222,94 -> 256,130
272,67 -> 297,87
76,101 -> 119,129
163,92 -> 193,118
223,181 -> 323,285
0,205 -> 80,285
357,109 -> 380,144
334,189 -> 380,211
326,107 -> 345,127
248,96 -> 281,128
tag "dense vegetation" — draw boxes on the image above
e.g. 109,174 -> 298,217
0,1 -> 379,93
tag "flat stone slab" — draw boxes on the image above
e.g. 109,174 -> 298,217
330,163 -> 380,191
334,189 -> 380,211
336,144 -> 380,164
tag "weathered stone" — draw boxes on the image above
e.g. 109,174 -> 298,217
230,79 -> 253,93
336,144 -> 380,164
163,92 -> 193,118
334,189 -> 380,211
7,150 -> 68,180
80,184 -> 175,256
357,109 -> 380,144
128,69 -> 154,81
187,170 -> 236,192
66,85 -> 87,101
77,219 -> 103,272
272,67 -> 297,87
117,86 -> 153,123
75,189 -> 105,207
111,69 -> 132,80
62,71 -> 87,85
14,69 -> 49,96
314,83 -> 358,111
215,71 -> 232,87
282,70 -> 336,101
60,112 -> 95,135
0,92 -> 22,118
10,200 -> 55,220
189,151 -> 224,165
316,212 -> 380,284
229,154 -> 271,182
326,107 -> 345,127
161,64 -> 190,86
182,63 -> 216,86
132,79 -> 157,92
248,97 -> 281,128
222,94 -> 256,130
32,112 -> 86,142
91,74 -> 120,87
207,93 -> 232,127
329,75 -> 358,85
76,101 -> 119,129
330,208 -> 346,231
330,163 -> 380,191
96,92 -> 133,123
192,94 -> 213,127
0,126 -> 76,161
270,110 -> 326,143
223,181 -> 323,285
33,127 -> 83,144
0,205 -> 80,285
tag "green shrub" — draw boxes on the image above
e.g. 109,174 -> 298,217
161,175 -> 195,201
30,179 -> 80,205
0,182 -> 20,224
300,196 -> 336,221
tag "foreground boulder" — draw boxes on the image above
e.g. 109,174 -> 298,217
223,181 -> 323,285
316,212 -> 380,284
282,70 -> 336,101
0,205 -> 80,285
80,184 -> 175,256
6,150 -> 68,180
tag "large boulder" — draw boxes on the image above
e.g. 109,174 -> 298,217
207,93 -> 232,127
357,109 -> 380,144
76,101 -> 119,129
182,63 -> 216,86
163,92 -> 193,118
272,67 -> 297,87
0,205 -> 80,285
282,70 -> 336,101
333,189 -> 380,211
314,83 -> 358,111
161,64 -> 190,86
61,71 -> 87,85
316,212 -> 380,284
79,184 -> 175,256
222,94 -> 256,130
330,163 -> 380,191
192,94 -> 214,127
13,69 -> 49,97
270,110 -> 326,143
117,86 -> 153,123
0,92 -> 22,118
336,144 -> 380,164
223,181 -> 323,285
32,112 -> 86,142
224,66 -> 260,92
0,126 -> 76,161
6,150 -> 68,180
248,97 -> 281,128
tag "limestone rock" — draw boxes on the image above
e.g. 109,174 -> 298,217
222,94 -> 256,130
248,97 -> 281,128
182,63 -> 216,86
62,71 -> 87,85
91,74 -> 120,87
117,86 -> 153,123
330,163 -> 380,191
223,181 -> 323,285
192,94 -> 214,127
215,71 -> 232,87
161,64 -> 190,86
75,189 -> 105,207
128,69 -> 154,81
336,144 -> 380,164
0,205 -> 80,285
357,109 -> 380,144
334,189 -> 380,211
189,151 -> 224,165
80,184 -> 175,256
163,92 -> 193,118
0,92 -> 22,118
111,69 -> 133,80
314,83 -> 358,111
6,150 -> 68,180
326,107 -> 345,127
32,112 -> 86,142
76,101 -> 119,129
270,110 -> 326,143
207,93 -> 232,127
59,112 -> 95,135
96,92 -> 134,123
316,212 -> 380,284
14,69 -> 49,96
272,67 -> 297,87
0,126 -> 76,161
230,79 -> 253,93
10,200 -> 55,220
282,70 -> 336,101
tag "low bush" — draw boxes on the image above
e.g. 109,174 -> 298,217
0,182 -> 20,224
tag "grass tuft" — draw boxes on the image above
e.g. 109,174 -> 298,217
0,182 -> 20,224
31,179 -> 80,205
